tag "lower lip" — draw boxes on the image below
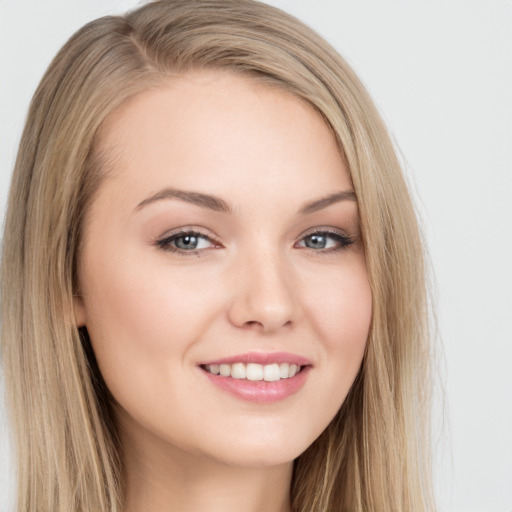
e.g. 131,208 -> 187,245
201,366 -> 311,403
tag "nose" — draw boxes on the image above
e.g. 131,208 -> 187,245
227,248 -> 299,334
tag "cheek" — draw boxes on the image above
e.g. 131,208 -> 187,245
302,256 -> 372,392
324,275 -> 371,355
79,250 -> 222,395
305,253 -> 372,344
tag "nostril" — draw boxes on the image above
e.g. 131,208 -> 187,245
226,272 -> 298,332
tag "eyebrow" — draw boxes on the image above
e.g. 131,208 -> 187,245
135,187 -> 357,214
136,188 -> 231,213
298,190 -> 357,214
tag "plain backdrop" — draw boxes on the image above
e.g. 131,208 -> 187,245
1,1 -> 511,511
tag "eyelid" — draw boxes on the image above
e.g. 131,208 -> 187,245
154,227 -> 222,255
153,225 -> 355,257
295,226 -> 355,252
299,226 -> 348,238
297,226 -> 353,242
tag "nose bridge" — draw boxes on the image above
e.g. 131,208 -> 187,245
227,243 -> 298,332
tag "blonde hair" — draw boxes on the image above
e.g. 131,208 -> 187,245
1,1 -> 435,510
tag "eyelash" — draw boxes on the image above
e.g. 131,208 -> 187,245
155,229 -> 222,256
155,228 -> 355,257
297,229 -> 355,254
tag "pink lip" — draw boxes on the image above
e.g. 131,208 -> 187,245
199,351 -> 312,366
198,352 -> 312,403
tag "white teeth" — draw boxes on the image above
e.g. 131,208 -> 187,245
204,362 -> 303,381
231,362 -> 246,379
219,364 -> 231,377
209,364 -> 220,375
263,363 -> 280,382
246,363 -> 264,381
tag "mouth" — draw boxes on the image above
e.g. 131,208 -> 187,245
198,352 -> 312,403
201,362 -> 305,381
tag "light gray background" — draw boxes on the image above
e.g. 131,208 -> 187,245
1,1 -> 511,511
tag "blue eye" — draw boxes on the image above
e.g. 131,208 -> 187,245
156,228 -> 354,256
157,230 -> 217,254
297,231 -> 354,251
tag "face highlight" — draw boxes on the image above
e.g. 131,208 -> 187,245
76,71 -> 372,469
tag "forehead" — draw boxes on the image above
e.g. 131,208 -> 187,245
93,70 -> 352,209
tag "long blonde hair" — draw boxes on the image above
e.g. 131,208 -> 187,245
0,1 -> 434,510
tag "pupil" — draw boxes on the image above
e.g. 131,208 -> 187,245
176,235 -> 198,250
307,234 -> 326,249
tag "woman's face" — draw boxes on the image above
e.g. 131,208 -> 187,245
76,71 -> 372,467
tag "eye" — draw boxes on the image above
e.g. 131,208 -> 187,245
156,229 -> 220,255
296,230 -> 354,252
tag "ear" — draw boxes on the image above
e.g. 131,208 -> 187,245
73,294 -> 87,327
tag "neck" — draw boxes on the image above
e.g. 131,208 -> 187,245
120,420 -> 293,512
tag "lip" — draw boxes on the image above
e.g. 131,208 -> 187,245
199,351 -> 312,366
198,352 -> 312,403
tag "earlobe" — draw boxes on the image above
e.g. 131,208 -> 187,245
73,295 -> 87,327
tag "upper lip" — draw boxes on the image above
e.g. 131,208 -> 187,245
199,351 -> 312,367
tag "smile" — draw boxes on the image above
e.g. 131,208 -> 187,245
199,352 -> 312,403
203,362 -> 302,381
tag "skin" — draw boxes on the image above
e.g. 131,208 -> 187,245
75,71 -> 372,512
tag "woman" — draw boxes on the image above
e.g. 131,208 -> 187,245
0,1 -> 434,511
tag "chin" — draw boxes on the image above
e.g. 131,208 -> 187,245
205,444 -> 304,469
191,425 -> 317,468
